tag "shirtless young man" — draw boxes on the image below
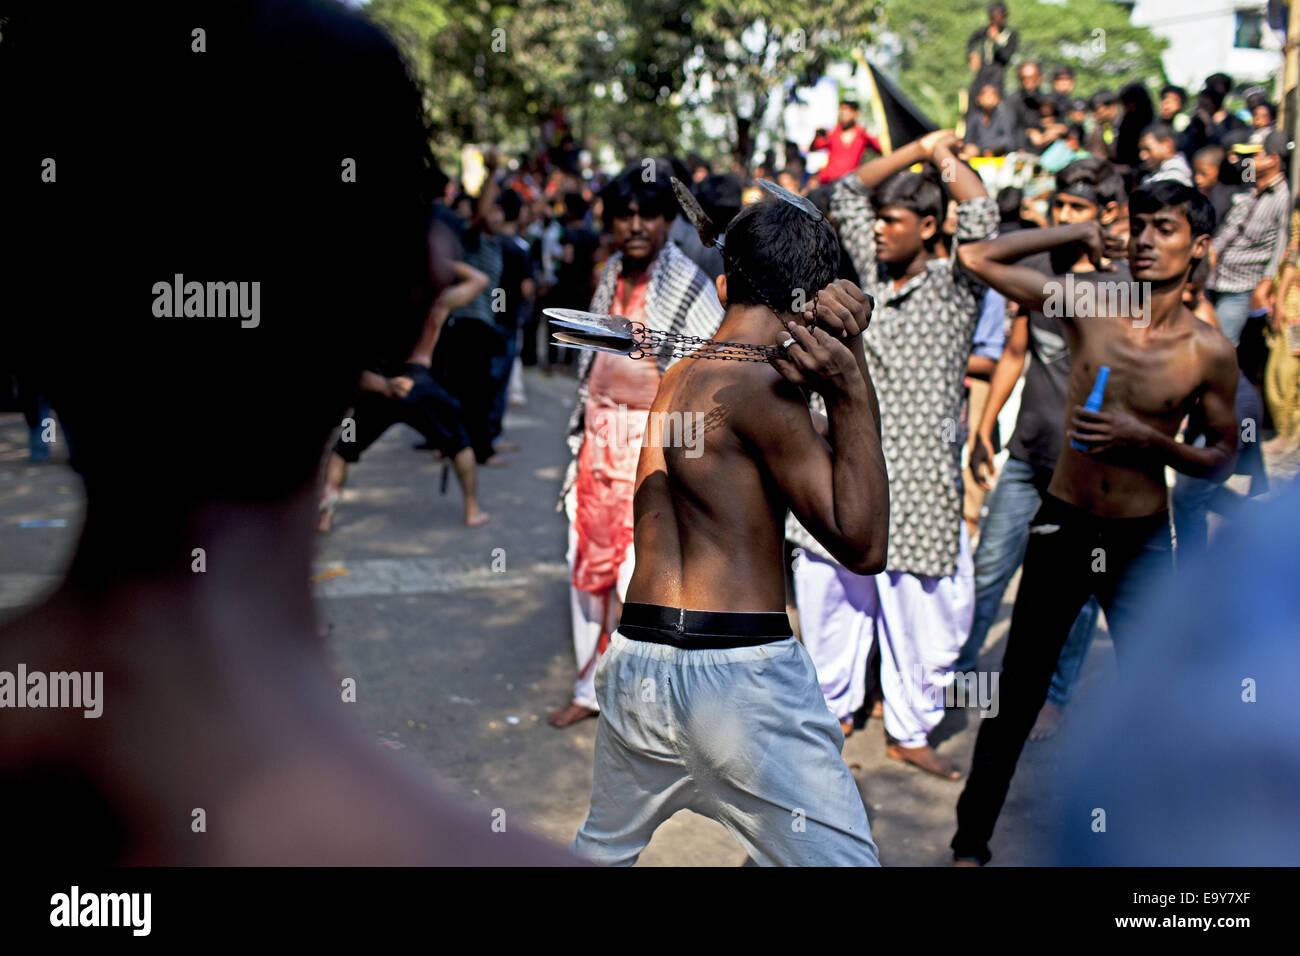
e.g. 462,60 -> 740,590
570,197 -> 890,866
957,157 -> 1127,743
949,180 -> 1238,865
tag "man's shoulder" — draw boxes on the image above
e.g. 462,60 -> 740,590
706,359 -> 800,420
661,355 -> 789,445
1268,182 -> 1293,216
1189,310 -> 1238,371
1225,189 -> 1253,212
690,352 -> 782,387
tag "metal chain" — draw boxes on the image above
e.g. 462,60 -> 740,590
627,289 -> 820,363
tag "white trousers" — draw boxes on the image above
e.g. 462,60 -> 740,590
565,490 -> 635,711
508,355 -> 526,405
572,631 -> 879,866
793,526 -> 974,748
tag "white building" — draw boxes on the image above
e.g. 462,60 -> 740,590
1127,0 -> 1284,91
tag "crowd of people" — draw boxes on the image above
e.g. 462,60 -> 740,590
533,6 -> 1297,865
3,0 -> 1297,869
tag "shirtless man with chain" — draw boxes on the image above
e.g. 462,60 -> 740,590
570,194 -> 889,866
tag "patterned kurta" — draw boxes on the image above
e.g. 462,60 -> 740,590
789,176 -> 997,579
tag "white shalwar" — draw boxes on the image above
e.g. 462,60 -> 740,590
566,489 -> 635,712
571,630 -> 879,866
793,525 -> 974,748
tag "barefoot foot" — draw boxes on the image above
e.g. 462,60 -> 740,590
1028,701 -> 1063,741
464,510 -> 491,528
548,703 -> 597,728
886,742 -> 962,780
316,488 -> 339,534
840,718 -> 854,738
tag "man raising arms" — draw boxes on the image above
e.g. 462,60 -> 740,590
957,158 -> 1128,741
571,197 -> 889,866
789,129 -> 997,779
950,180 -> 1238,865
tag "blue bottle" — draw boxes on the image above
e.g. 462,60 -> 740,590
1070,365 -> 1110,452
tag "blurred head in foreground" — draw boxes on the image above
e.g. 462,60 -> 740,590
4,0 -> 440,526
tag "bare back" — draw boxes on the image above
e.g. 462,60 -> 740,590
625,357 -> 795,613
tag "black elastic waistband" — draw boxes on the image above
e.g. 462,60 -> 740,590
619,602 -> 792,649
1041,493 -> 1170,534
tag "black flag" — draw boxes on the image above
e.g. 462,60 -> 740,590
862,57 -> 938,154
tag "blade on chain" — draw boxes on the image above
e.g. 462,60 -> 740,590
756,178 -> 824,221
670,176 -> 723,248
542,308 -> 638,355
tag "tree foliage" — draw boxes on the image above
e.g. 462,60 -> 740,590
683,0 -> 877,160
364,0 -> 1169,164
367,0 -> 695,161
878,0 -> 1168,128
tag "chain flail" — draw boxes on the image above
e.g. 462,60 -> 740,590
632,325 -> 777,362
628,289 -> 820,363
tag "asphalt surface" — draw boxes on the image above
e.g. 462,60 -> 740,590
3,371 -> 1296,865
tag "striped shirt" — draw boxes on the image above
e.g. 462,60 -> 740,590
448,233 -> 505,326
1210,176 -> 1291,293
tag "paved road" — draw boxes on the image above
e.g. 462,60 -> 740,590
3,375 -> 1296,865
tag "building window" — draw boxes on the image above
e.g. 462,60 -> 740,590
1235,11 -> 1265,49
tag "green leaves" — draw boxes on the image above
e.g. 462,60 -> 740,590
361,0 -> 1167,167
367,0 -> 695,158
879,0 -> 1167,129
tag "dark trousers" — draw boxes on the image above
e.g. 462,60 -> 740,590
952,494 -> 1173,864
520,304 -> 541,367
487,329 -> 517,445
435,318 -> 507,464
334,363 -> 469,463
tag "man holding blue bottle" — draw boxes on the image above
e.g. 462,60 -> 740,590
948,180 -> 1240,865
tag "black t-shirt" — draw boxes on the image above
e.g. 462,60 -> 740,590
1010,87 -> 1044,150
554,224 -> 599,308
1208,182 -> 1247,231
967,26 -> 1017,92
1008,252 -> 1133,470
496,233 -> 530,333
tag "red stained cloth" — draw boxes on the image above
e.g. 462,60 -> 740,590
572,275 -> 661,593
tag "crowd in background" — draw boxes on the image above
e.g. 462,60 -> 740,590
2,0 -> 1298,869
